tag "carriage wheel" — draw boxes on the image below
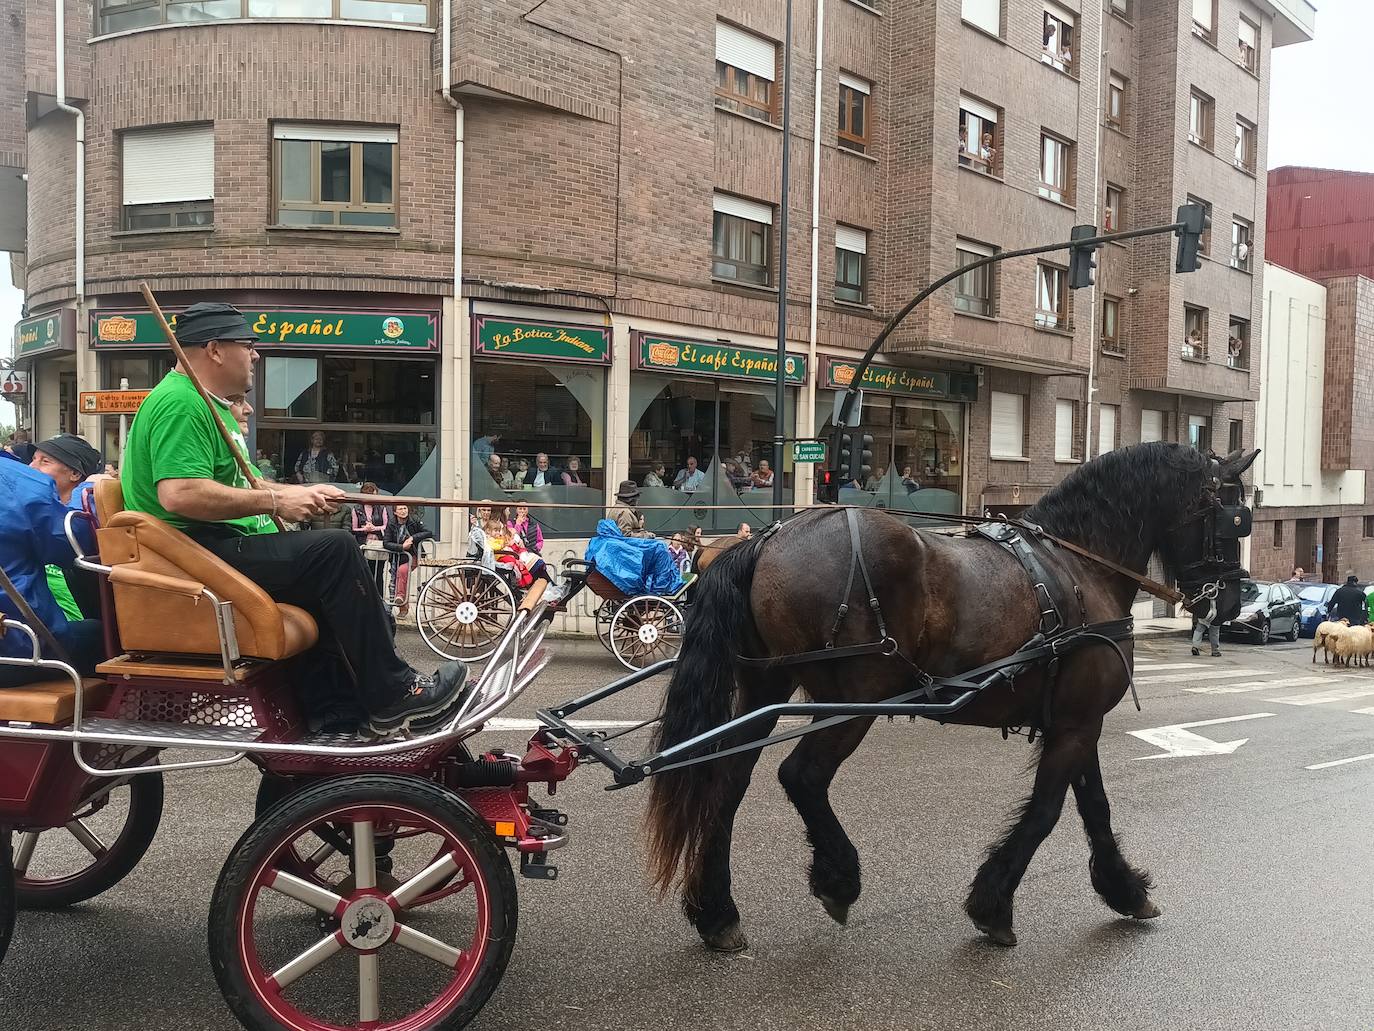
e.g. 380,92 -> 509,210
15,769 -> 164,910
0,832 -> 15,967
209,775 -> 516,1031
594,599 -> 618,652
610,596 -> 685,671
417,564 -> 517,662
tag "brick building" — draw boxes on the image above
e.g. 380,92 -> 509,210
4,0 -> 1313,557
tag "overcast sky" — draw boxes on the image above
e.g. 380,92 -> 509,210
0,2 -> 1365,360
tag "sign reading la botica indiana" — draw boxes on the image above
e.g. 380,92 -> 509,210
637,335 -> 807,384
474,317 -> 611,365
90,309 -> 439,351
823,359 -> 949,399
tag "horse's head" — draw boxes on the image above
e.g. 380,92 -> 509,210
1159,447 -> 1259,623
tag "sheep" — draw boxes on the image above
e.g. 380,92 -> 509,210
1314,618 -> 1351,664
1327,625 -> 1365,667
1346,625 -> 1374,668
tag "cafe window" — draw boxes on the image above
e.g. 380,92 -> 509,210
835,225 -> 868,303
98,353 -> 175,461
958,95 -> 1001,176
838,73 -> 871,154
715,21 -> 776,120
122,124 -> 214,230
954,238 -> 996,317
274,123 -> 397,229
712,193 -> 773,286
97,0 -> 430,34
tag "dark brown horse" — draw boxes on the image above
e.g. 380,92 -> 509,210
646,443 -> 1256,950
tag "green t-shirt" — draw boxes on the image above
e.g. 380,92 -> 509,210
46,565 -> 83,621
121,371 -> 277,537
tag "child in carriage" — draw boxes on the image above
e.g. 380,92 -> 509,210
468,503 -> 552,587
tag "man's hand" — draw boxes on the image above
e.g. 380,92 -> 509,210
273,484 -> 344,523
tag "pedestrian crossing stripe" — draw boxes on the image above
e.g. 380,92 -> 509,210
1135,668 -> 1268,684
1132,662 -> 1207,672
1270,684 -> 1374,706
1187,675 -> 1357,695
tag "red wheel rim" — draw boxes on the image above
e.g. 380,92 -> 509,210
236,802 -> 492,1031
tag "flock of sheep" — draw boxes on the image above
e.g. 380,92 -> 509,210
1312,619 -> 1374,666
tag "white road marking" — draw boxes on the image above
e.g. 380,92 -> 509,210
1188,675 -> 1355,695
1128,713 -> 1276,759
1133,662 -> 1207,671
1349,707 -> 1374,715
1269,684 -> 1374,706
1305,753 -> 1374,771
1135,668 -> 1268,685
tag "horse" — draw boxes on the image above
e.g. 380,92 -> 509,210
645,442 -> 1256,951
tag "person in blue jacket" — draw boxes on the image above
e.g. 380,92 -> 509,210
0,435 -> 103,687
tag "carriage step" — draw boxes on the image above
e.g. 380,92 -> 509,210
78,716 -> 267,747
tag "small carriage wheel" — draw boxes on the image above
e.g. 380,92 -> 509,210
14,769 -> 164,910
0,832 -> 15,966
594,599 -> 618,652
209,775 -> 516,1031
417,564 -> 517,662
610,596 -> 686,671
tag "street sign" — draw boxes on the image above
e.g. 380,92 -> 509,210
79,390 -> 151,414
1,370 -> 28,399
792,441 -> 826,463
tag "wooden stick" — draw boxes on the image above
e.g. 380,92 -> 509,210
338,493 -> 898,512
139,282 -> 288,532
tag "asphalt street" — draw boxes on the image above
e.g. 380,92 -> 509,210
3,629 -> 1373,1031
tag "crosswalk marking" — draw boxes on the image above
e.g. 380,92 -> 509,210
1136,668 -> 1267,685
1270,684 -> 1374,706
1349,707 -> 1374,715
1306,753 -> 1374,771
1133,662 -> 1207,672
1188,675 -> 1354,695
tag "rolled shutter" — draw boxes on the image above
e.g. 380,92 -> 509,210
714,192 -> 773,225
1239,18 -> 1257,48
1045,1 -> 1076,28
273,123 -> 398,144
838,72 -> 870,95
961,0 -> 1000,35
716,22 -> 775,82
1141,409 -> 1163,443
836,225 -> 867,254
1055,400 -> 1074,460
122,124 -> 214,205
959,94 -> 999,126
1098,404 -> 1117,456
1192,0 -> 1212,30
990,392 -> 1024,458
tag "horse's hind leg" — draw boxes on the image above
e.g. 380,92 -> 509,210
777,716 -> 876,926
966,726 -> 1093,946
1072,742 -> 1159,920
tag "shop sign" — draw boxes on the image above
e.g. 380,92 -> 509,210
79,390 -> 151,414
2,370 -> 29,400
473,316 -> 611,365
822,357 -> 950,399
14,310 -> 76,358
90,308 -> 439,351
636,334 -> 807,385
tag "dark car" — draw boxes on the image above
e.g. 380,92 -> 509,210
1296,583 -> 1340,638
1221,579 -> 1301,644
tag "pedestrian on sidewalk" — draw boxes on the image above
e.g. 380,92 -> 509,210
1191,598 -> 1222,657
1329,572 -> 1368,626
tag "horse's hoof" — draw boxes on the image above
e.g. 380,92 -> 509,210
1131,900 -> 1162,920
819,895 -> 850,925
977,924 -> 1018,947
702,921 -> 749,953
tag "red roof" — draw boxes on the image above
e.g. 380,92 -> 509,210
1267,167 -> 1374,281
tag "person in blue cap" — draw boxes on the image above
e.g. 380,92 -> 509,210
120,301 -> 469,736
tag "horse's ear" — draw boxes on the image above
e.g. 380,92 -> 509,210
1222,449 -> 1260,478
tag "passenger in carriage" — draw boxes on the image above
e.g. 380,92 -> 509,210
0,434 -> 105,687
119,302 -> 471,736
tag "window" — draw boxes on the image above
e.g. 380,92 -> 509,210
1042,2 -> 1076,74
1183,305 -> 1208,360
1364,515 -> 1374,539
838,73 -> 871,153
1035,262 -> 1068,329
1101,296 -> 1123,354
1228,316 -> 1250,369
954,238 -> 996,316
1232,218 -> 1252,270
1188,414 -> 1211,452
716,22 -> 776,121
1039,131 -> 1073,203
1054,400 -> 1077,461
1273,521 -> 1284,549
1107,73 -> 1127,132
121,124 -> 214,230
961,0 -> 1000,36
990,391 -> 1026,459
712,193 -> 773,285
1235,117 -> 1256,173
1229,419 -> 1243,454
1192,0 -> 1216,43
1110,0 -> 1130,19
958,95 -> 1000,175
1238,15 -> 1259,71
1189,89 -> 1214,149
1187,194 -> 1213,253
274,124 -> 396,228
1098,404 -> 1119,456
835,225 -> 868,303
1105,183 -> 1124,231
1140,409 -> 1164,444
97,0 -> 430,32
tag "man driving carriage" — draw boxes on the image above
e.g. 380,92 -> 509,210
119,302 -> 469,736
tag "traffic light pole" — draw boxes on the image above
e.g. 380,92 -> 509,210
772,0 -> 794,523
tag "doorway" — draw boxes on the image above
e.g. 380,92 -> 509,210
1294,519 -> 1316,579
1321,517 -> 1340,584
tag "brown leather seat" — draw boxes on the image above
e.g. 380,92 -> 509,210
93,479 -> 317,661
0,678 -> 111,724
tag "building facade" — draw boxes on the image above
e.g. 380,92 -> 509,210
4,0 -> 1313,557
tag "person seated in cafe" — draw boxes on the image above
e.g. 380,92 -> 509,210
750,459 -> 774,489
524,452 -> 559,488
864,466 -> 886,492
610,480 -> 654,539
561,456 -> 585,486
119,301 -> 469,736
507,503 -> 544,555
486,452 -> 515,490
901,465 -> 921,493
351,481 -> 390,592
383,503 -> 434,619
295,430 -> 341,486
674,456 -> 705,493
513,458 -> 530,485
643,461 -> 667,488
726,460 -> 750,493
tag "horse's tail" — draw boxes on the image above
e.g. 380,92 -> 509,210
645,533 -> 767,900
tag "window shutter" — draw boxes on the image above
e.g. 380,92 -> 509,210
716,22 -> 776,82
990,391 -> 1024,458
836,225 -> 867,254
957,237 -> 995,258
1098,404 -> 1117,456
959,95 -> 999,126
1045,0 -> 1076,27
1239,18 -> 1257,48
961,0 -> 1000,35
1140,409 -> 1163,443
1055,401 -> 1074,460
123,125 -> 214,205
838,72 -> 870,95
273,123 -> 398,144
713,192 -> 773,225
1192,0 -> 1212,29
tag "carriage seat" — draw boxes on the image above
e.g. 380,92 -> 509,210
93,479 -> 318,662
0,678 -> 112,724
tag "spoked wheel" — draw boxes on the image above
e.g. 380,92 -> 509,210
593,599 -> 617,652
417,564 -> 517,662
610,596 -> 685,671
1,831 -> 15,966
14,769 -> 164,909
210,775 -> 516,1031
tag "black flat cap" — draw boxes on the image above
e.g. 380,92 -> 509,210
35,434 -> 103,478
176,302 -> 259,345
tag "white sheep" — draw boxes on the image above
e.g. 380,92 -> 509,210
1314,618 -> 1351,665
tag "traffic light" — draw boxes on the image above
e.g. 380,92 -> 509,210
1068,224 -> 1099,290
817,467 -> 836,504
838,432 -> 854,481
848,433 -> 874,486
1175,202 -> 1210,273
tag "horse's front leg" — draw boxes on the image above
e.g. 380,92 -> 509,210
965,726 -> 1093,946
1072,744 -> 1159,920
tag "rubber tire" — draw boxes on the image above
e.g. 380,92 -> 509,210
1286,620 -> 1299,642
1259,620 -> 1270,645
0,832 -> 15,967
16,771 -> 164,910
208,774 -> 517,1031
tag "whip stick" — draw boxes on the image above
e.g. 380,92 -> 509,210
138,282 -> 287,532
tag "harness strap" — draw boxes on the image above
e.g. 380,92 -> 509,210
827,506 -> 889,645
1015,521 -> 1185,606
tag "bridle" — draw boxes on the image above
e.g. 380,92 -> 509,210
1169,456 -> 1252,610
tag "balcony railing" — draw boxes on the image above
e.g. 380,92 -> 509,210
1181,340 -> 1207,361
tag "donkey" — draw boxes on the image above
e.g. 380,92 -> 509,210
646,443 -> 1256,950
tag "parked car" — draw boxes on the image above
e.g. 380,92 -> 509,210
1296,583 -> 1340,638
1221,579 -> 1301,643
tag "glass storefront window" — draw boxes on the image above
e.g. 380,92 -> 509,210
100,354 -> 175,464
263,357 -> 321,419
320,357 -> 435,425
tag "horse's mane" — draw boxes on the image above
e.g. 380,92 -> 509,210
1023,441 -> 1209,579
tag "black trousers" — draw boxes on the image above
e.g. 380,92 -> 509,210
191,528 -> 413,713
